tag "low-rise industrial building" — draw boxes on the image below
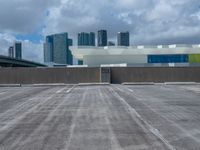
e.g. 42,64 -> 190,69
70,45 -> 200,67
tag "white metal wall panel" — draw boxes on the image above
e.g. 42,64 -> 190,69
83,55 -> 147,67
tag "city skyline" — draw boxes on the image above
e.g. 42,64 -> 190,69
43,30 -> 128,65
0,0 -> 200,63
8,42 -> 22,60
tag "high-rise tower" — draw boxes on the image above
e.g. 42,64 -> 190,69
98,30 -> 107,47
117,32 -> 130,46
44,33 -> 73,65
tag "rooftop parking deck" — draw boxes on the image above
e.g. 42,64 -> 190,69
0,84 -> 200,149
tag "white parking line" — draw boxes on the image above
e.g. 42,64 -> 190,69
111,85 -> 176,150
127,88 -> 134,92
66,85 -> 76,93
56,86 -> 68,93
56,85 -> 76,94
0,92 -> 6,95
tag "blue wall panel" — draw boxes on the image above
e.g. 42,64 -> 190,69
148,54 -> 188,63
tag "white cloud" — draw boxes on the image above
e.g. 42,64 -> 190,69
43,0 -> 200,45
0,33 -> 43,63
148,1 -> 178,21
0,33 -> 15,55
1,0 -> 200,63
22,40 -> 43,63
115,0 -> 155,10
0,0 -> 57,34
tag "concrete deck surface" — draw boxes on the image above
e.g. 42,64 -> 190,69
0,84 -> 200,150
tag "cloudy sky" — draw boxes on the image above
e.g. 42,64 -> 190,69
0,0 -> 200,63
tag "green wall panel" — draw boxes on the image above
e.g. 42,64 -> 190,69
189,54 -> 200,63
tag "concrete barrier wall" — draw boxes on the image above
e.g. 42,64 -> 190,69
111,67 -> 200,83
0,67 -> 200,84
0,68 -> 100,84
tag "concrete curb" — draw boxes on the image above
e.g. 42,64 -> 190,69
0,84 -> 21,87
21,83 -> 75,87
164,82 -> 197,85
78,83 -> 110,86
122,82 -> 155,85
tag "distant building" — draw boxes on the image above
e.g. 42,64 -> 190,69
78,32 -> 89,46
117,32 -> 129,46
78,60 -> 83,65
53,33 -> 68,64
68,39 -> 73,65
8,42 -> 22,59
98,30 -> 107,47
108,41 -> 115,46
44,33 -> 73,65
78,32 -> 95,46
70,45 -> 200,67
68,39 -> 73,46
8,46 -> 14,58
44,35 -> 54,63
89,32 -> 95,46
14,42 -> 22,59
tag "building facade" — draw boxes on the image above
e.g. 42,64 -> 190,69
70,45 -> 200,67
117,32 -> 130,46
44,35 -> 54,62
67,39 -> 73,65
98,30 -> 107,46
8,46 -> 14,58
14,42 -> 22,59
78,32 -> 95,46
44,33 -> 73,65
89,32 -> 95,46
8,42 -> 22,59
78,32 -> 89,46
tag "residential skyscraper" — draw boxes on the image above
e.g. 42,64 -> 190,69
78,32 -> 95,46
8,46 -> 14,58
78,32 -> 89,46
89,32 -> 95,46
68,39 -> 73,46
44,33 -> 73,65
44,35 -> 54,62
67,39 -> 73,65
14,42 -> 22,59
98,30 -> 107,47
8,42 -> 22,59
117,32 -> 130,46
53,33 -> 68,64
